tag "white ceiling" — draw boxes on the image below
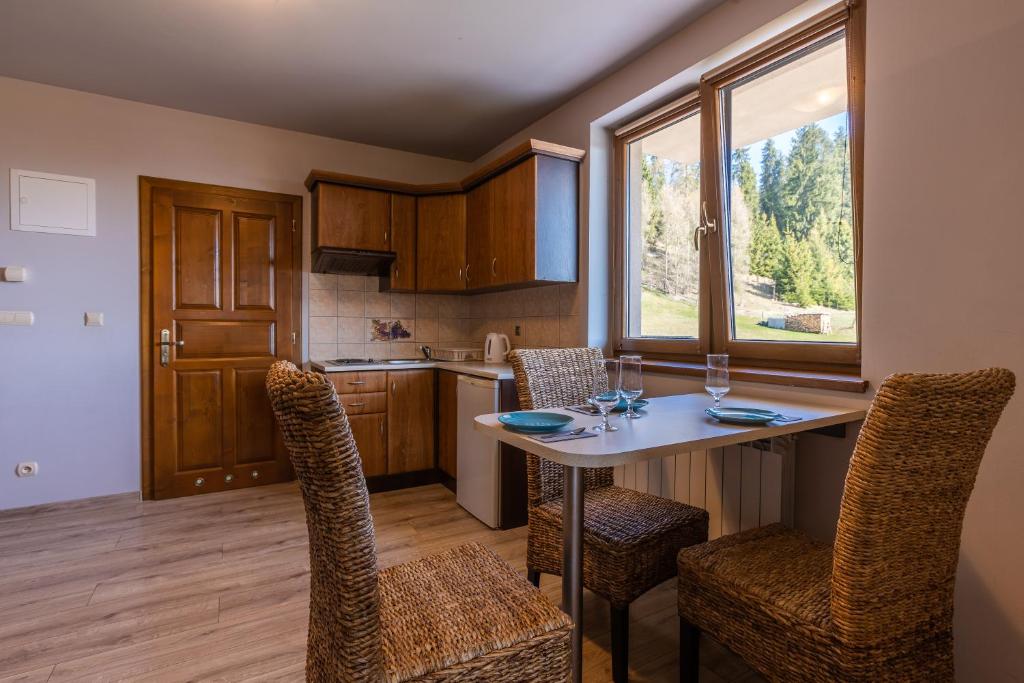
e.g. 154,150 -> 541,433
0,0 -> 724,161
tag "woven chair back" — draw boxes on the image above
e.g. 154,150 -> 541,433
830,367 -> 1015,647
266,361 -> 383,682
509,347 -> 615,507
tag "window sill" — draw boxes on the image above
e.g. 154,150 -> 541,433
630,359 -> 869,394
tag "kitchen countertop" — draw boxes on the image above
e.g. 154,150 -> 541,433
311,359 -> 514,381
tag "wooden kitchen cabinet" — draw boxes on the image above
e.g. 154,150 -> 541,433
313,184 -> 390,252
306,139 -> 582,292
329,372 -> 389,478
470,155 -> 578,289
348,413 -> 387,477
389,193 -> 417,291
437,370 -> 458,478
416,194 -> 467,292
465,181 -> 495,290
387,370 -> 436,473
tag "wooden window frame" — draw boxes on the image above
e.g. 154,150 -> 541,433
612,1 -> 865,374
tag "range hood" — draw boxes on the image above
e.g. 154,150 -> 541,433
311,247 -> 396,277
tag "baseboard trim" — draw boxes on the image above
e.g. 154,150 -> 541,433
0,490 -> 141,519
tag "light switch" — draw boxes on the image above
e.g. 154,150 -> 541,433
85,312 -> 104,327
0,310 -> 34,326
1,266 -> 26,282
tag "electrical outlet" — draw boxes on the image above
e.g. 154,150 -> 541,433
15,461 -> 38,477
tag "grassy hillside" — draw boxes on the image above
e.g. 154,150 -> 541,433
640,288 -> 856,343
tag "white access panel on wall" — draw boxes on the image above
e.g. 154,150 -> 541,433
10,169 -> 96,236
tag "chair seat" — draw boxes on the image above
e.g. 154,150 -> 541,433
677,524 -> 838,680
379,542 -> 572,682
530,485 -> 708,607
678,523 -> 832,629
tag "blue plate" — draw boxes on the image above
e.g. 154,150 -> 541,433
705,407 -> 781,425
498,411 -> 574,433
612,398 -> 649,413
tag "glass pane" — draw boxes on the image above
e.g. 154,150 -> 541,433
624,111 -> 701,339
723,34 -> 857,343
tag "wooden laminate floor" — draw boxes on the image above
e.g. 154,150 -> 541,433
0,483 -> 761,682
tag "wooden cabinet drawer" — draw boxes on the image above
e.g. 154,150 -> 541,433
330,371 -> 387,395
339,392 -> 386,415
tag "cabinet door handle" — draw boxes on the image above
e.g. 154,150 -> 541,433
347,381 -> 366,386
491,257 -> 497,276
384,229 -> 389,243
394,265 -> 399,280
465,263 -> 471,282
347,402 -> 365,407
379,420 -> 384,436
391,381 -> 396,394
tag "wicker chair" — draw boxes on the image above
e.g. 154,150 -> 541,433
510,347 -> 709,683
265,361 -> 572,682
677,368 -> 1016,682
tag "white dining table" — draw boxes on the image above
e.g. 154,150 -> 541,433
475,392 -> 867,682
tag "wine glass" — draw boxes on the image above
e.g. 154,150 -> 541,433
619,355 -> 643,419
589,359 -> 620,432
705,354 -> 730,409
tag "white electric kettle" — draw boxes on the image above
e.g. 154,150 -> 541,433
484,332 -> 511,363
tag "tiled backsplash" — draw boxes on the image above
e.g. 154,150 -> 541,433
308,273 -> 583,361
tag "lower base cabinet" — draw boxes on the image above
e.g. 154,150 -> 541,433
347,413 -> 387,476
328,370 -> 435,479
387,370 -> 436,473
437,371 -> 458,478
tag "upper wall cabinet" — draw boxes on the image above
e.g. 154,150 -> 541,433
467,155 -> 579,289
313,184 -> 390,252
389,194 -> 417,291
417,194 -> 467,293
305,139 -> 584,292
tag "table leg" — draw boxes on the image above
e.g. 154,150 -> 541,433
562,465 -> 584,683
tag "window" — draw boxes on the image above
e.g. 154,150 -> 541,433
623,105 -> 703,342
614,4 -> 864,370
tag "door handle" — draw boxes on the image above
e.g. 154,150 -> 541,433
158,329 -> 185,367
491,257 -> 497,276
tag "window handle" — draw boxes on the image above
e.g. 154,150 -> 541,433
694,201 -> 718,250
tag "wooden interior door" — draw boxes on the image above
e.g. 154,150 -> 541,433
143,178 -> 301,499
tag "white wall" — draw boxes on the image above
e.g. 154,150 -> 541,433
2,0 -> 1022,676
0,76 -> 468,511
472,0 -> 1024,679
